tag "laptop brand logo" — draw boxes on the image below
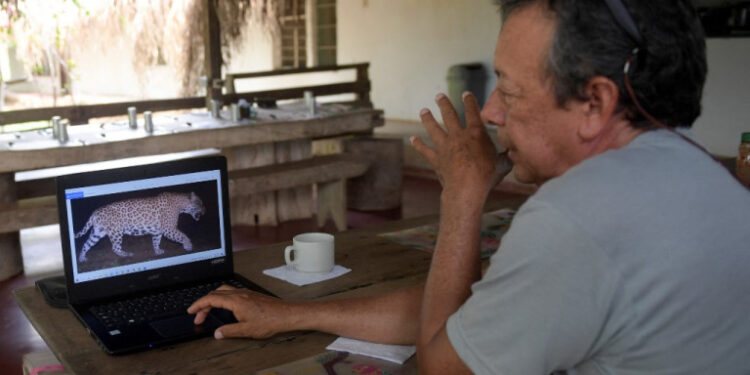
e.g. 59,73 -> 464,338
147,274 -> 160,281
211,258 -> 225,265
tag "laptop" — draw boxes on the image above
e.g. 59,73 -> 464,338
56,155 -> 274,355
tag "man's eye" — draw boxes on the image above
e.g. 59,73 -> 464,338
497,88 -> 513,102
497,86 -> 513,97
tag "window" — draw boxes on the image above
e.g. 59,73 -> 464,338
278,0 -> 336,68
316,0 -> 336,66
280,0 -> 307,68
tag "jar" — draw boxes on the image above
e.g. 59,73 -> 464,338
737,132 -> 750,188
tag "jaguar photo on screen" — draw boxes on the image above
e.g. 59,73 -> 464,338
70,181 -> 221,273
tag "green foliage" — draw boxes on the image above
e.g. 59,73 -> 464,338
31,63 -> 44,75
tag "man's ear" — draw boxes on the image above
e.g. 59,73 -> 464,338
578,76 -> 620,140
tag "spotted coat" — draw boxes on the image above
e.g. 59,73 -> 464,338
75,192 -> 205,263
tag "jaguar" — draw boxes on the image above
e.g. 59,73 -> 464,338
75,192 -> 205,263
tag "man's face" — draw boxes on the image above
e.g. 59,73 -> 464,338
481,4 -> 583,185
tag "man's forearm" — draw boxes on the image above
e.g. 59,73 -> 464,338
418,193 -> 484,355
291,284 -> 424,345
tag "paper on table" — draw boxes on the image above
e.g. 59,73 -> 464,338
326,337 -> 416,364
262,265 -> 351,286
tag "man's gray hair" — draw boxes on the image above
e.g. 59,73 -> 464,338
494,0 -> 707,128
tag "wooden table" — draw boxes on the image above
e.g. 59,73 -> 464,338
0,104 -> 383,280
12,194 -> 529,375
13,214 -> 444,374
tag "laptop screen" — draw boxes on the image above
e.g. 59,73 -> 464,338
61,164 -> 228,285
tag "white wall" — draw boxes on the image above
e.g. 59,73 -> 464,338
227,23 -> 353,100
337,0 -> 501,120
70,35 -> 181,99
70,14 -> 345,101
225,23 -> 276,80
692,38 -> 750,156
63,1 -> 508,119
337,2 -> 750,157
70,20 -> 276,100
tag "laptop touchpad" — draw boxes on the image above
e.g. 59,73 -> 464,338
150,314 -> 222,338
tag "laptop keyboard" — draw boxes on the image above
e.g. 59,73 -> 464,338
89,279 -> 245,330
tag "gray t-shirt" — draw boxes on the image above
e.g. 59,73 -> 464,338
446,129 -> 750,374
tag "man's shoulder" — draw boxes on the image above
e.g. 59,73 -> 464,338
529,148 -> 636,214
530,129 -> 729,213
518,129 -> 745,246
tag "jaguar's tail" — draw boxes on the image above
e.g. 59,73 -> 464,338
75,214 -> 95,238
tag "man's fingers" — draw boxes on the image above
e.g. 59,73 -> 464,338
214,322 -> 246,339
187,294 -> 233,314
462,92 -> 483,129
419,108 -> 447,146
410,136 -> 439,169
193,308 -> 211,324
435,93 -> 462,131
217,284 -> 237,291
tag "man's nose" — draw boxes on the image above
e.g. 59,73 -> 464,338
480,90 -> 505,127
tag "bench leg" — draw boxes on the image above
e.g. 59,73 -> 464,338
344,137 -> 403,210
316,179 -> 347,231
0,173 -> 23,281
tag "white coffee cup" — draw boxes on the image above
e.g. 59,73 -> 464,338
284,232 -> 335,273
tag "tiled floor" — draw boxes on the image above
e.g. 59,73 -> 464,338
0,175 -> 526,375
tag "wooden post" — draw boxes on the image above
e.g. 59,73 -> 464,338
316,179 -> 347,231
224,73 -> 236,95
203,0 -> 223,107
345,138 -> 403,211
355,64 -> 371,106
313,138 -> 345,230
0,173 -> 23,281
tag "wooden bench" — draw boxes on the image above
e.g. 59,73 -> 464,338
0,63 -> 380,281
228,153 -> 370,230
0,153 -> 369,235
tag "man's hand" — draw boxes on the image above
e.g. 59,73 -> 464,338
187,283 -> 424,344
188,285 -> 294,339
410,92 -> 510,374
410,92 -> 512,202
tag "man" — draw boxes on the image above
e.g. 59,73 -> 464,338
190,0 -> 750,373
